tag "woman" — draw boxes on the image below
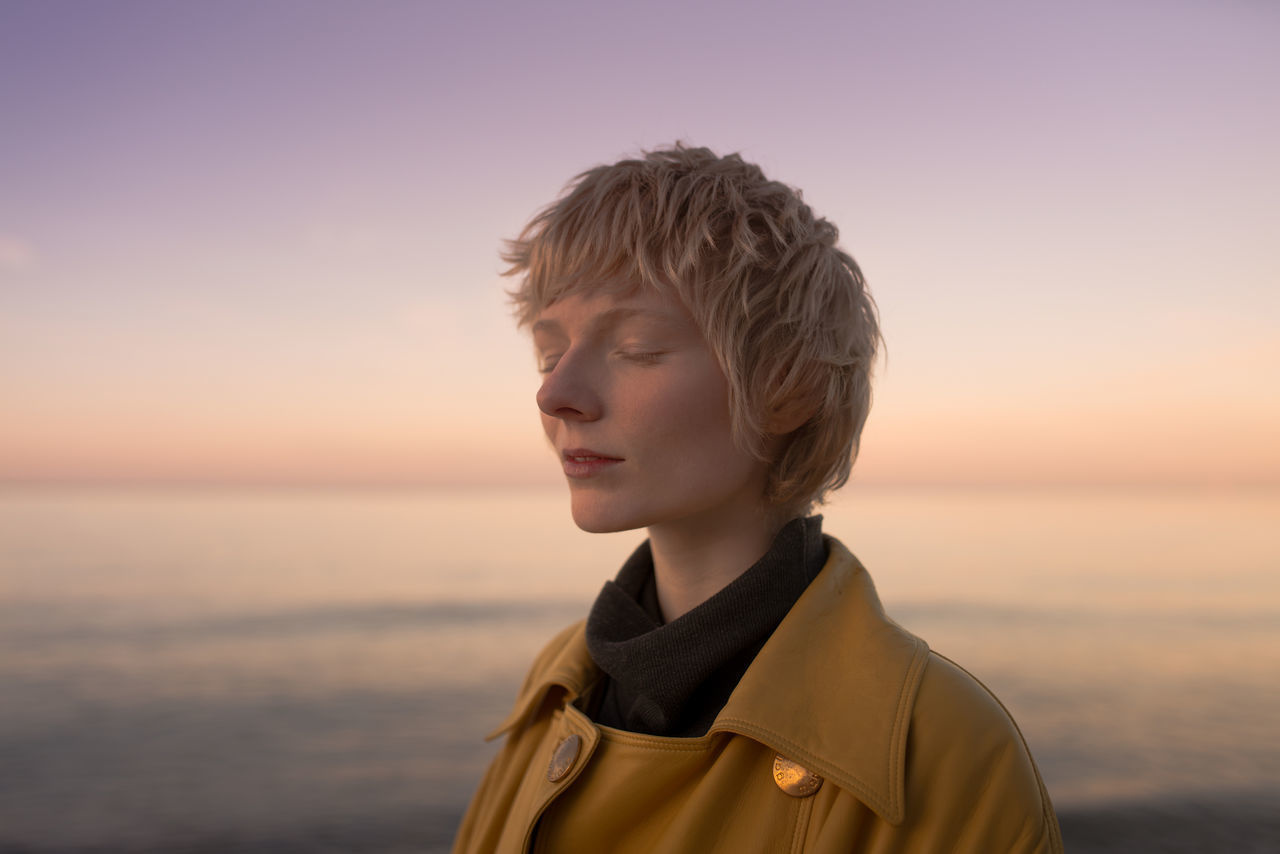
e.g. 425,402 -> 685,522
453,145 -> 1062,853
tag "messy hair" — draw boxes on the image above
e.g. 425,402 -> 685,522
503,143 -> 881,512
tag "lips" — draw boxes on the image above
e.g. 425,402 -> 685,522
562,447 -> 622,461
561,447 -> 623,479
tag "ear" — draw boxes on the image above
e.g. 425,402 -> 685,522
765,393 -> 816,436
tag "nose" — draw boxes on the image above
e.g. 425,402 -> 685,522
536,351 -> 602,421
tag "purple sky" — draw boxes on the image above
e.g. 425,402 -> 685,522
2,0 -> 1277,486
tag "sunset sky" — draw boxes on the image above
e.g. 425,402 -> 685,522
2,0 -> 1277,488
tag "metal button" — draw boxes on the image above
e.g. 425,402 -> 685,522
546,733 -> 582,783
773,754 -> 823,797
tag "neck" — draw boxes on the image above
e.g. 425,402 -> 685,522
647,501 -> 790,622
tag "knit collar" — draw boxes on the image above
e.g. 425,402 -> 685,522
583,516 -> 827,736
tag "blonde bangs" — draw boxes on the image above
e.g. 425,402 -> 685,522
504,160 -> 685,326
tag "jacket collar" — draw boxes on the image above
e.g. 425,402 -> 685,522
488,538 -> 929,826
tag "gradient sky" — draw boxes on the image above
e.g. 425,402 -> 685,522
2,0 -> 1277,487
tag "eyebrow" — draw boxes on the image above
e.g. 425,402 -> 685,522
530,305 -> 674,337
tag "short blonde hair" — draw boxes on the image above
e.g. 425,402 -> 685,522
504,143 -> 881,512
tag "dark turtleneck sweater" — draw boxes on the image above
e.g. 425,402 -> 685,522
583,516 -> 827,738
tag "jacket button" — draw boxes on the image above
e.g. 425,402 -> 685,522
773,754 -> 823,797
546,734 -> 582,783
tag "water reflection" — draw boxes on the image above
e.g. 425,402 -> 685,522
1,486 -> 1276,851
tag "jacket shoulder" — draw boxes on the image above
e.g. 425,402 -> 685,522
905,651 -> 1064,853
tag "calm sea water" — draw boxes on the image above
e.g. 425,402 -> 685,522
1,486 -> 1277,852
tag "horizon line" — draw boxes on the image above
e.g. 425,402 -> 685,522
2,476 -> 1276,493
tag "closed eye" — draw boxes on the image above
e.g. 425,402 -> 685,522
619,351 -> 664,364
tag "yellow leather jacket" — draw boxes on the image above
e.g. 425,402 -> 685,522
453,539 -> 1063,853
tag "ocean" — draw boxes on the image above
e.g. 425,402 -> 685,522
1,485 -> 1277,853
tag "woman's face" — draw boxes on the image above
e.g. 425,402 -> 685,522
532,287 -> 770,535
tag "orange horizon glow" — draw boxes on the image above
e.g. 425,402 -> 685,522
4,404 -> 1276,489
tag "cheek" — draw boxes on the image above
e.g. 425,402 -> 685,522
656,374 -> 737,453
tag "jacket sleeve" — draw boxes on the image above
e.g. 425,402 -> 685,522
901,652 -> 1064,854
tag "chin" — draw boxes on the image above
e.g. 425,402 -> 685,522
567,492 -> 647,534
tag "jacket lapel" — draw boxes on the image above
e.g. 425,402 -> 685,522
487,620 -> 593,740
711,539 -> 929,825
